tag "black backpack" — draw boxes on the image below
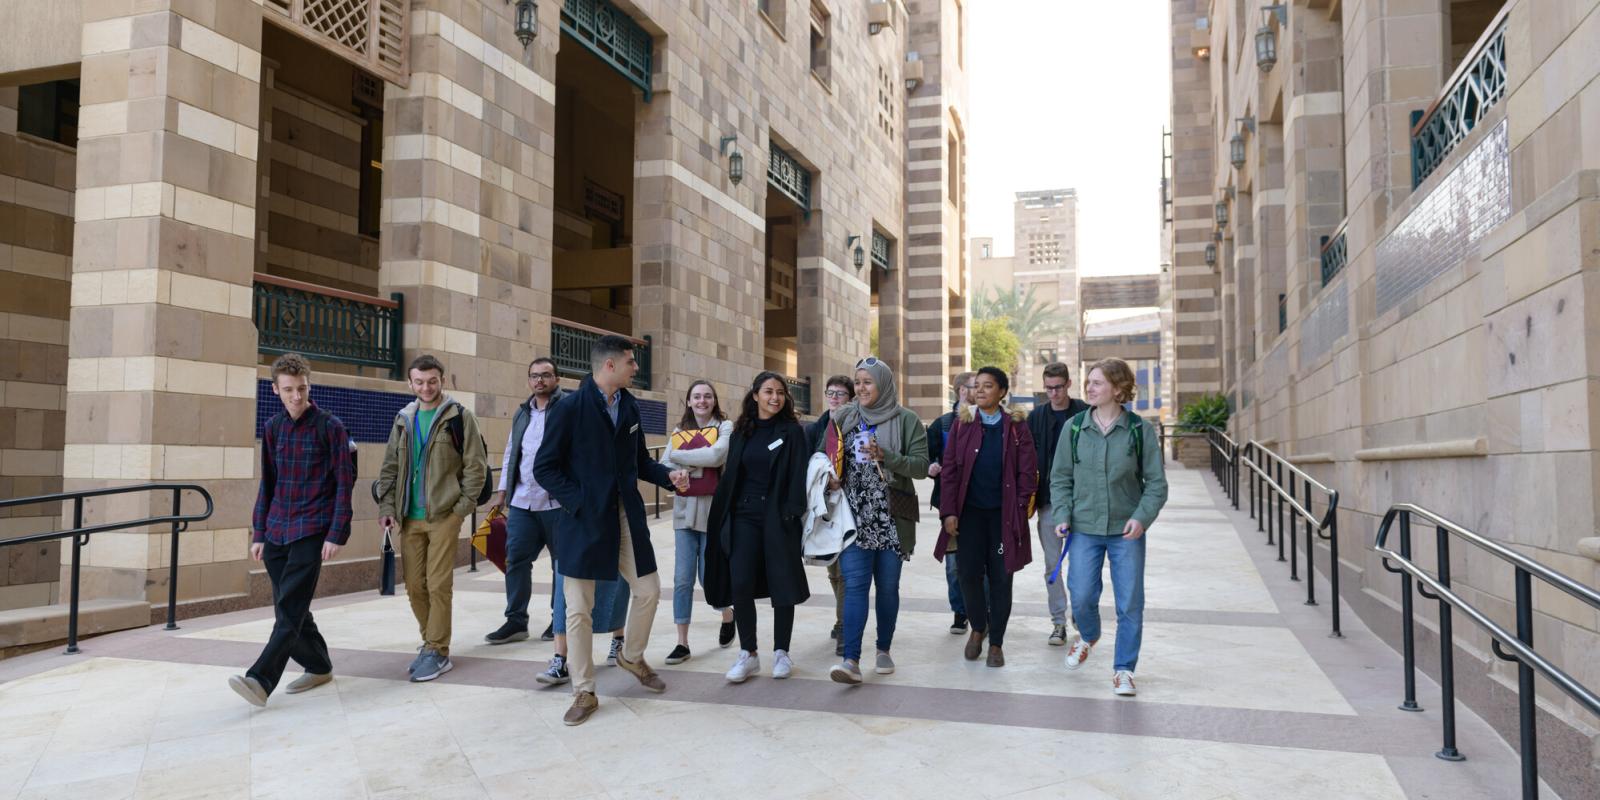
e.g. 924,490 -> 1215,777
443,412 -> 494,507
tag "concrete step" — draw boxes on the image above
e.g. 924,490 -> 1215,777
0,598 -> 151,650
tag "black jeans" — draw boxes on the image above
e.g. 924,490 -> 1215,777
957,507 -> 1014,647
247,535 -> 333,694
730,501 -> 794,653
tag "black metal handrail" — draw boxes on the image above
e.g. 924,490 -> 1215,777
1166,424 -> 1240,507
0,483 -> 215,653
1375,504 -> 1600,798
1241,441 -> 1343,636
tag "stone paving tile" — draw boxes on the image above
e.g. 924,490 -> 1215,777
0,465 -> 1561,799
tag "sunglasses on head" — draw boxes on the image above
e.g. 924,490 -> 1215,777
856,356 -> 882,369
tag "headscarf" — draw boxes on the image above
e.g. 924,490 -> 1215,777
830,357 -> 904,457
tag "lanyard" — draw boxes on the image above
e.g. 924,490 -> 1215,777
1047,531 -> 1073,584
412,409 -> 434,457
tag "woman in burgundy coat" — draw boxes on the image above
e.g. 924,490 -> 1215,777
934,366 -> 1038,668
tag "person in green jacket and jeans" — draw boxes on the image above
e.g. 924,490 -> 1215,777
1050,357 -> 1168,697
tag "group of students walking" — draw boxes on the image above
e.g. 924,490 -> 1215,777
233,337 -> 1167,724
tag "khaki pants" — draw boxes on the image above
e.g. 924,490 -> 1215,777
564,508 -> 660,695
402,515 -> 461,656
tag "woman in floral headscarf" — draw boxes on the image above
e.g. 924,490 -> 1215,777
818,357 -> 929,685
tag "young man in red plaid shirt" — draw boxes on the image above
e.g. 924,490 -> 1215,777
229,353 -> 355,707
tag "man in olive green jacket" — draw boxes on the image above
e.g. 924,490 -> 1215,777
378,354 -> 489,683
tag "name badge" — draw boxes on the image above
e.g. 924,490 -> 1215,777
629,423 -> 639,434
768,438 -> 784,451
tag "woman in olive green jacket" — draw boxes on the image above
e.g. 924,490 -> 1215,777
1049,358 -> 1167,698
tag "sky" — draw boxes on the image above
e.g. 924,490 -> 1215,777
966,1 -> 1172,277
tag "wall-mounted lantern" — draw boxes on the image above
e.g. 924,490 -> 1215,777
720,135 -> 743,185
1229,116 -> 1255,169
868,2 -> 893,35
1204,242 -> 1217,266
904,52 -> 924,92
1255,4 -> 1286,72
514,0 -> 537,48
847,235 -> 866,269
1215,200 -> 1229,227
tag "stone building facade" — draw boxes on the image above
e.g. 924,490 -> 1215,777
1168,0 -> 1600,794
971,189 -> 1078,399
0,0 -> 969,645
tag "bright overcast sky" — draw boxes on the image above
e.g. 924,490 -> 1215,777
967,1 -> 1172,277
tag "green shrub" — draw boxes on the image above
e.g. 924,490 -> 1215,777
1177,393 -> 1230,431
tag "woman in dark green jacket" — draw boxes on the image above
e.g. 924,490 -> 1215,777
1049,358 -> 1168,698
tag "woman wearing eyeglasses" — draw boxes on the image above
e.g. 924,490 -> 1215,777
933,366 -> 1037,668
702,372 -> 812,682
822,357 -> 930,684
661,380 -> 737,664
806,375 -> 855,655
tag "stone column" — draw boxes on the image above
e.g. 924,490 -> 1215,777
64,0 -> 266,607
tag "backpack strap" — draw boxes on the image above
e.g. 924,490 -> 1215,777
445,411 -> 465,455
1127,411 -> 1145,483
1068,409 -> 1089,464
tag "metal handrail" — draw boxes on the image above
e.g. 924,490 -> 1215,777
0,483 -> 215,653
1375,503 -> 1600,798
1241,440 -> 1343,636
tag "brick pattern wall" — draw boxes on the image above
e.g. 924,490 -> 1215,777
0,86 -> 72,610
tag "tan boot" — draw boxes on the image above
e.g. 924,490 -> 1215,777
616,654 -> 666,693
563,691 -> 599,726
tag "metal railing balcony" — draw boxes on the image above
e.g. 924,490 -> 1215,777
784,376 -> 813,416
550,319 -> 653,391
0,484 -> 215,653
1410,6 -> 1509,187
252,273 -> 404,380
1375,504 -> 1600,798
1243,441 -> 1343,636
1319,221 -> 1348,287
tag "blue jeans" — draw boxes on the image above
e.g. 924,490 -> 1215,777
1066,532 -> 1147,673
504,507 -> 560,626
945,554 -> 964,615
552,567 -> 631,635
839,543 -> 902,662
673,528 -> 708,625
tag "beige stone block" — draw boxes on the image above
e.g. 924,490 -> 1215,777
212,528 -> 249,562
86,531 -> 156,571
228,284 -> 252,318
222,445 -> 254,479
236,46 -> 261,84
66,358 -> 99,393
6,381 -> 63,410
169,272 -> 231,314
71,272 -> 103,307
230,202 -> 254,238
0,449 -> 61,477
124,355 -> 158,391
102,184 -> 132,219
95,356 -> 126,391
177,102 -> 236,152
176,528 -> 213,566
99,269 -> 130,304
178,17 -> 237,72
173,187 -> 234,234
61,444 -> 93,480
128,182 -> 165,218
119,443 -> 157,480
161,445 -> 224,480
163,358 -> 228,396
233,123 -> 258,161
125,268 -> 160,303
92,442 -> 121,479
75,186 -> 107,223
80,17 -> 133,56
76,102 -> 129,140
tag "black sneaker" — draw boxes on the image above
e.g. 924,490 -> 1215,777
485,621 -> 530,645
536,654 -> 569,686
718,622 -> 735,649
606,636 -> 624,666
830,622 -> 842,641
950,613 -> 968,634
540,622 -> 555,642
665,644 -> 691,665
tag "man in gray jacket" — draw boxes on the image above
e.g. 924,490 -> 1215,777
1026,361 -> 1089,648
485,357 -> 565,646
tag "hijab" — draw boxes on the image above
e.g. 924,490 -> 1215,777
830,358 -> 905,456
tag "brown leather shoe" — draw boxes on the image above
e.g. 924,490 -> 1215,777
615,653 -> 666,693
563,691 -> 599,726
986,645 -> 1005,668
964,629 -> 985,661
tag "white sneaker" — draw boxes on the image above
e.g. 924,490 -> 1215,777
1065,639 -> 1094,670
725,651 -> 760,683
1113,670 -> 1137,696
772,649 -> 792,679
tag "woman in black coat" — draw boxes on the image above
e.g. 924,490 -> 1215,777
703,371 -> 812,683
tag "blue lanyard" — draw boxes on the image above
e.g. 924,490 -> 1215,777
1047,531 -> 1073,584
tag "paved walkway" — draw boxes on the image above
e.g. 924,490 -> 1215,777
0,464 -> 1557,799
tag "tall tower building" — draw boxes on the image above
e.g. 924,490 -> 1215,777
972,189 -> 1080,398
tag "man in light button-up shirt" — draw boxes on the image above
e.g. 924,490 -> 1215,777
485,358 -> 564,646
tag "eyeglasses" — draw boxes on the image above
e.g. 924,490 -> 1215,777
824,389 -> 851,399
529,372 -> 557,381
1043,384 -> 1068,392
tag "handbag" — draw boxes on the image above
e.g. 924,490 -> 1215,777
471,505 -> 509,573
671,426 -> 723,497
888,486 -> 919,520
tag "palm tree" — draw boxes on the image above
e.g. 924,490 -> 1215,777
973,284 -> 1065,345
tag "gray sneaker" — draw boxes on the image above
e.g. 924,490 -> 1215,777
410,648 -> 453,682
606,636 -> 624,666
874,651 -> 896,675
407,646 -> 427,676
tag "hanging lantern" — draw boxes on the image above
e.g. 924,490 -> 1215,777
1215,200 -> 1229,226
1255,24 -> 1276,71
515,0 -> 537,48
853,243 -> 866,269
1204,242 -> 1217,266
728,149 -> 744,185
1229,132 -> 1246,169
